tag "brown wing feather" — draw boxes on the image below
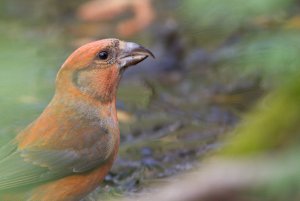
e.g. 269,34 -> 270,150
0,126 -> 114,191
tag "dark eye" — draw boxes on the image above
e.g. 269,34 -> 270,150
98,51 -> 109,60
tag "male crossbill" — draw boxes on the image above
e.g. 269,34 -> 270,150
0,39 -> 154,201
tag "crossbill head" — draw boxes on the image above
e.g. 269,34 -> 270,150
56,39 -> 154,102
61,38 -> 154,71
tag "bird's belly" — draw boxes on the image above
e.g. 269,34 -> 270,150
29,158 -> 115,201
0,156 -> 115,201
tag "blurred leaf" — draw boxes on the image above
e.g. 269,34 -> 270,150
221,74 -> 300,156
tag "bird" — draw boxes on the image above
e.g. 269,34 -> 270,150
0,38 -> 154,201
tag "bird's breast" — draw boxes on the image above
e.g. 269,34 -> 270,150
29,156 -> 116,201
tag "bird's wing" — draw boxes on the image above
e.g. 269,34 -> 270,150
0,130 -> 115,191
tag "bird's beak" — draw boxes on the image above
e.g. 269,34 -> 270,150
118,41 -> 155,69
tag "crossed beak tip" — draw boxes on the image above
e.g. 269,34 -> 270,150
119,42 -> 155,68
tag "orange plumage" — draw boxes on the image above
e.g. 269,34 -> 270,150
0,39 -> 154,201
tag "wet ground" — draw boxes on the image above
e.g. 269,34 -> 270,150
92,50 -> 263,199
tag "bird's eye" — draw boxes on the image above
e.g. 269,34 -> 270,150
98,51 -> 109,60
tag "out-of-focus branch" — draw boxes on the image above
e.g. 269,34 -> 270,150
117,75 -> 300,201
77,0 -> 155,37
119,154 -> 300,201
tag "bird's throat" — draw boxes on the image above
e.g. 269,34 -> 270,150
73,67 -> 121,103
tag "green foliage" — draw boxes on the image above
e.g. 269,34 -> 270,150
215,74 -> 300,200
181,0 -> 300,81
181,0 -> 293,40
180,2 -> 300,198
221,74 -> 300,156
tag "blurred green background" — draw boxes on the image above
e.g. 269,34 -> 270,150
0,0 -> 300,200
